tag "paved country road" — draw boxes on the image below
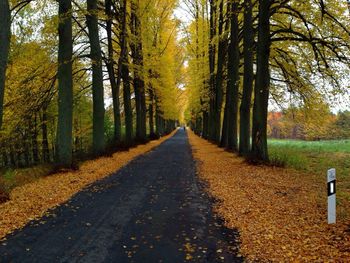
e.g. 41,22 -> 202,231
0,130 -> 242,263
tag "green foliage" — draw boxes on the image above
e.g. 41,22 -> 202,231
269,139 -> 350,153
269,146 -> 308,169
335,111 -> 350,138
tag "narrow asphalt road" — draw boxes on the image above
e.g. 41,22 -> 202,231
0,129 -> 242,263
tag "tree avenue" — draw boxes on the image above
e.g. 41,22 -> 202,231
0,0 -> 183,169
185,0 -> 350,162
0,0 -> 349,169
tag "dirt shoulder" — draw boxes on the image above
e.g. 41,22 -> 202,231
188,131 -> 350,262
0,131 -> 175,240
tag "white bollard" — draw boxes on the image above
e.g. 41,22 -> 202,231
327,168 -> 336,224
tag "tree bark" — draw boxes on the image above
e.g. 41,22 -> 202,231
32,114 -> 39,163
239,0 -> 254,156
87,0 -> 105,155
105,0 -> 121,143
2,150 -> 8,167
0,0 -> 11,129
200,1 -> 209,139
42,107 -> 50,162
202,110 -> 209,138
56,0 -> 73,167
23,131 -> 30,167
155,96 -> 163,136
208,0 -> 217,141
122,55 -> 133,145
131,1 -> 147,142
212,0 -> 225,144
251,0 -> 271,161
148,87 -> 155,137
118,0 -> 133,145
226,1 -> 240,151
221,105 -> 228,147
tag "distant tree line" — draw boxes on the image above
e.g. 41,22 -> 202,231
268,109 -> 350,141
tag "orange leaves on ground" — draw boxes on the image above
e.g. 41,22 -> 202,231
188,131 -> 350,262
0,132 -> 175,240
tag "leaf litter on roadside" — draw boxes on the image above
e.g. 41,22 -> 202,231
0,131 -> 175,240
188,130 -> 350,262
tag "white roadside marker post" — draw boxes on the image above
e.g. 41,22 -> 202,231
327,168 -> 336,224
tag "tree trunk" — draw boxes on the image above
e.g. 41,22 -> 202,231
202,110 -> 209,138
208,0 -> 217,141
32,114 -> 39,163
9,146 -> 16,167
42,107 -> 50,162
239,0 -> 254,156
226,1 -> 240,151
149,87 -> 155,137
118,0 -> 133,145
212,0 -> 225,144
155,97 -> 163,136
87,0 -> 105,155
105,0 -> 121,143
122,49 -> 133,145
2,150 -> 8,167
251,0 -> 271,161
221,105 -> 228,147
56,0 -> 73,167
201,1 -> 209,139
23,132 -> 30,167
0,0 -> 11,129
131,1 -> 147,142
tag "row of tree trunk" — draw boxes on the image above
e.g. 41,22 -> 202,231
56,0 -> 175,167
191,0 -> 271,162
0,0 -> 176,169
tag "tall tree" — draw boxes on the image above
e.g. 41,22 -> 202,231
251,0 -> 271,161
0,0 -> 11,129
105,0 -> 121,143
212,0 -> 226,144
222,0 -> 240,151
86,0 -> 105,155
239,0 -> 254,156
148,86 -> 155,137
56,0 -> 73,167
42,104 -> 50,162
131,0 -> 147,142
208,0 -> 217,141
119,0 -> 133,145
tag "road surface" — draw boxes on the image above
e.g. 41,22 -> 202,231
0,129 -> 242,262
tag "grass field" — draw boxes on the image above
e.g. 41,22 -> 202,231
268,138 -> 350,218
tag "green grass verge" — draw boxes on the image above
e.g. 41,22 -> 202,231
268,138 -> 350,218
